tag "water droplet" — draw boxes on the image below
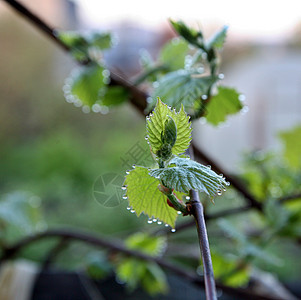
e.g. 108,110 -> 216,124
100,106 -> 109,115
102,69 -> 110,77
171,228 -> 176,233
201,95 -> 208,100
153,81 -> 159,88
207,165 -> 211,169
218,73 -> 225,80
217,189 -> 222,196
126,170 -> 130,175
147,218 -> 153,224
240,106 -> 249,115
145,136 -> 148,140
238,94 -> 246,102
66,95 -> 75,103
152,218 -> 157,222
122,196 -> 128,200
225,181 -> 230,186
177,211 -> 181,215
130,209 -> 135,213
146,116 -> 150,121
132,164 -> 136,169
92,104 -> 101,113
121,186 -> 127,190
185,196 -> 190,200
157,221 -> 162,225
165,224 -> 169,227
74,99 -> 82,107
127,206 -> 131,210
199,117 -> 207,125
82,105 -> 90,114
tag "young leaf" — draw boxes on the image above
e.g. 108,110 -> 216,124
170,20 -> 202,47
57,31 -> 112,61
89,32 -> 112,50
159,38 -> 189,71
66,64 -> 106,107
205,86 -> 243,125
151,70 -> 218,112
116,233 -> 168,295
146,99 -> 192,157
124,166 -> 178,227
149,157 -> 229,196
211,251 -> 250,287
125,232 -> 166,256
206,25 -> 229,50
278,125 -> 301,169
100,86 -> 129,107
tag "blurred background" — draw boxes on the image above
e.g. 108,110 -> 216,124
0,0 -> 301,298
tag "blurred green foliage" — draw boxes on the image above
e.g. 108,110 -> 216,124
0,13 -> 300,297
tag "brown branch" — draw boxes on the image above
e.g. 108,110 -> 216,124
192,145 -> 263,211
0,228 -> 275,300
2,0 -> 70,51
279,192 -> 301,204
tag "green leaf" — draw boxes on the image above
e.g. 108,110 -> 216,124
205,86 -> 243,125
146,99 -> 192,157
57,31 -> 89,61
151,70 -> 218,112
211,251 -> 250,287
66,64 -> 106,107
142,262 -> 168,295
100,86 -> 129,107
279,125 -> 301,169
125,233 -> 166,256
116,258 -> 147,291
170,20 -> 202,47
124,166 -> 178,227
117,233 -> 168,295
149,157 -> 229,196
89,32 -> 112,50
264,199 -> 290,232
159,38 -> 190,71
57,31 -> 112,61
206,26 -> 228,50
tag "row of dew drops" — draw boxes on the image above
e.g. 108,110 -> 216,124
63,67 -> 111,115
121,165 -> 230,232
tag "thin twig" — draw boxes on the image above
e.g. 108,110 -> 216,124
0,228 -> 275,300
41,237 -> 70,271
192,144 -> 263,211
279,192 -> 301,204
189,190 -> 217,300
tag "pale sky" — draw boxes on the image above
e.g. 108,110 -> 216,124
75,0 -> 301,42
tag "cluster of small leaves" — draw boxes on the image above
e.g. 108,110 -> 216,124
59,21 -> 244,125
59,30 -> 129,112
116,233 -> 168,295
137,20 -> 244,125
124,99 -> 229,228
